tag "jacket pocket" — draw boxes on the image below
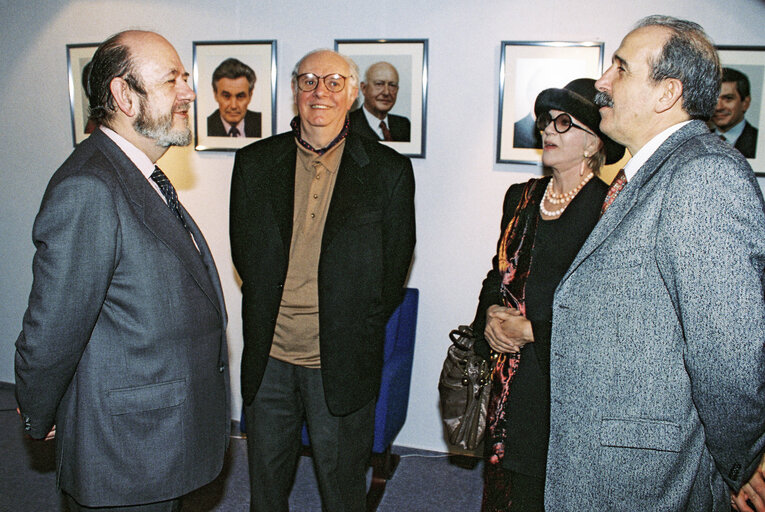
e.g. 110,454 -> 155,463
107,378 -> 186,416
599,417 -> 681,453
588,246 -> 645,269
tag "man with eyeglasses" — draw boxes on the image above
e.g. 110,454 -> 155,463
350,61 -> 411,142
230,49 -> 415,512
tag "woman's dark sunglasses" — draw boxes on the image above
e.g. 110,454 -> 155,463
536,112 -> 595,135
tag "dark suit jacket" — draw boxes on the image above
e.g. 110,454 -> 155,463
230,131 -> 415,416
207,109 -> 262,138
735,120 -> 758,159
513,112 -> 542,149
349,107 -> 411,142
14,128 -> 229,507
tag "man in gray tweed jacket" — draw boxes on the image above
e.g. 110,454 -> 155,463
545,16 -> 765,511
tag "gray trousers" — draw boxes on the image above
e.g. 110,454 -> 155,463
244,357 -> 375,512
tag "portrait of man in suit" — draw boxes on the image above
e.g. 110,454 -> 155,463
207,57 -> 262,138
544,16 -> 765,511
349,61 -> 411,142
712,67 -> 758,158
230,49 -> 415,511
15,30 -> 229,511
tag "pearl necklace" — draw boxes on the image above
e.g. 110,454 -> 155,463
539,172 -> 594,218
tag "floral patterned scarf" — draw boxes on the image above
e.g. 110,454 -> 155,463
486,177 -> 547,465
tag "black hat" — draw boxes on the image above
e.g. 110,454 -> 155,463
534,78 -> 625,165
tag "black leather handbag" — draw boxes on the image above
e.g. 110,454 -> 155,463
438,325 -> 493,450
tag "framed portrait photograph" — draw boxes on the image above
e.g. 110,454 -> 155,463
335,39 -> 428,158
67,43 -> 100,146
497,41 -> 604,164
193,40 -> 276,151
715,46 -> 765,176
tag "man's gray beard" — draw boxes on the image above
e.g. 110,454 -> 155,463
134,100 -> 192,147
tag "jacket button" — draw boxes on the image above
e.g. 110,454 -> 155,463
729,463 -> 741,480
219,365 -> 225,373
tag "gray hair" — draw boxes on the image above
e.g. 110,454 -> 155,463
212,58 -> 256,92
291,49 -> 360,90
634,15 -> 721,120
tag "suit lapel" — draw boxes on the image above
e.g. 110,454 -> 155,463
350,108 -> 382,141
561,121 -> 710,283
322,134 -> 370,250
91,130 -> 223,315
261,137 -> 297,255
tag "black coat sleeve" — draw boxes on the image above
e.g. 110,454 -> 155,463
472,183 -> 526,359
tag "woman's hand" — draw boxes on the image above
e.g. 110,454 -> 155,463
732,454 -> 765,512
484,304 -> 534,354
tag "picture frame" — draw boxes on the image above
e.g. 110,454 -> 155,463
67,43 -> 100,146
335,39 -> 428,158
497,41 -> 604,165
193,40 -> 277,151
715,46 -> 765,175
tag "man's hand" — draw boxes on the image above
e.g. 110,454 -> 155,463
484,304 -> 534,354
732,454 -> 765,512
16,407 -> 55,441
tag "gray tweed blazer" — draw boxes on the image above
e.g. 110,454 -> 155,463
545,120 -> 765,510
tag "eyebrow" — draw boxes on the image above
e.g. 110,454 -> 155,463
613,54 -> 629,71
160,69 -> 189,81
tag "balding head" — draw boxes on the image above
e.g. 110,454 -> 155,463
88,30 -> 195,161
360,61 -> 400,119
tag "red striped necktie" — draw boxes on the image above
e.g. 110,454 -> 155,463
601,169 -> 627,216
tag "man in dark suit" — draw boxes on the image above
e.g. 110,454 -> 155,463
207,58 -> 262,138
711,67 -> 758,158
14,30 -> 229,511
512,112 -> 543,148
544,16 -> 765,511
230,49 -> 415,512
349,61 -> 411,142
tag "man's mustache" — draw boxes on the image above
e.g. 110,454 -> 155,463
594,91 -> 614,108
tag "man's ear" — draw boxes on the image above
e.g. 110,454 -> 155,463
742,94 -> 751,112
655,77 -> 684,114
110,77 -> 138,117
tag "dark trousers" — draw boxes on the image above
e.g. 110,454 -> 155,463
244,357 -> 375,512
482,464 -> 545,512
64,494 -> 181,512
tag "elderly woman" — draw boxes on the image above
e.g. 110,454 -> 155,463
472,78 -> 625,511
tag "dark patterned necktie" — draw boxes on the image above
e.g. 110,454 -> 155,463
228,126 -> 240,137
379,120 -> 393,141
601,169 -> 627,216
150,166 -> 188,230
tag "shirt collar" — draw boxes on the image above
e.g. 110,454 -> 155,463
290,116 -> 350,155
623,121 -> 691,182
714,118 -> 746,146
220,115 -> 246,137
362,106 -> 388,137
99,125 -> 156,179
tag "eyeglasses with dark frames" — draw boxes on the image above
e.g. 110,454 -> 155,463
536,112 -> 595,135
295,73 -> 348,93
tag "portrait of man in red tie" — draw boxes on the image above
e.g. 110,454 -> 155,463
349,61 -> 411,142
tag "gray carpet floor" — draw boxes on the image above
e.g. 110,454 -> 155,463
0,383 -> 484,511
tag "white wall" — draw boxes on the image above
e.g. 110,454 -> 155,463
1,0 -> 763,453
